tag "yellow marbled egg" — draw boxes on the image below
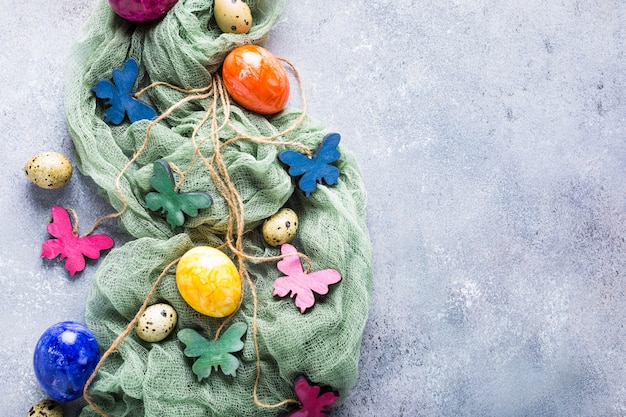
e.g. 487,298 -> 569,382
176,247 -> 242,317
24,152 -> 73,189
262,208 -> 298,247
27,400 -> 63,417
214,0 -> 252,34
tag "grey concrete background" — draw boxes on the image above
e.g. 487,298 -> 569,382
2,0 -> 626,416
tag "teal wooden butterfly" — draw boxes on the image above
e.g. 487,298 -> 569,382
145,160 -> 212,229
177,323 -> 247,380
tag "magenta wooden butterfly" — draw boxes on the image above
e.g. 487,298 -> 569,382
273,243 -> 341,313
281,376 -> 340,417
41,206 -> 114,276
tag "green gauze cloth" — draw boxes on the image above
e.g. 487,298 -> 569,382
64,0 -> 373,416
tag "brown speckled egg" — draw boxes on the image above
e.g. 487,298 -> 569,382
262,208 -> 298,247
27,400 -> 63,417
136,303 -> 178,342
24,152 -> 73,189
214,0 -> 252,34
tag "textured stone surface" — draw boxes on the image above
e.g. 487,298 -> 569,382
2,0 -> 626,416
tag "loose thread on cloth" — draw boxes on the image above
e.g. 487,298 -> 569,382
83,58 -> 315,414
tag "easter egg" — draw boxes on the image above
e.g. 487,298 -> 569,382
176,247 -> 242,317
214,0 -> 252,34
27,400 -> 64,417
108,0 -> 178,22
222,44 -> 290,115
262,208 -> 299,246
136,303 -> 178,342
33,321 -> 100,402
24,152 -> 73,189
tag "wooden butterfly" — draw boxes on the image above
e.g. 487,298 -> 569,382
281,376 -> 340,417
41,206 -> 114,276
278,133 -> 341,196
273,244 -> 342,313
145,159 -> 213,229
177,322 -> 247,381
92,57 -> 157,124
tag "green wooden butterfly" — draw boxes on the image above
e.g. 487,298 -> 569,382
178,322 -> 247,380
145,159 -> 212,229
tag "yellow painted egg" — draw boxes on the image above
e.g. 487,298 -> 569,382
262,208 -> 299,246
27,400 -> 64,417
176,247 -> 242,317
136,303 -> 178,342
214,0 -> 252,34
24,152 -> 73,189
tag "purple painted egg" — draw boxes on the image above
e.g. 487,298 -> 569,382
108,0 -> 178,23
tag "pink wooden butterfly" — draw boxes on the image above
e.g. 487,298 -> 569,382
41,206 -> 114,276
282,376 -> 340,417
273,243 -> 341,313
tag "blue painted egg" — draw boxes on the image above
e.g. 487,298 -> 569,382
33,321 -> 100,402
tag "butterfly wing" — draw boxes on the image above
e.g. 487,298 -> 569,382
305,268 -> 342,296
279,150 -> 314,177
151,160 -> 176,194
41,206 -> 78,271
216,322 -> 247,353
297,173 -> 323,197
211,322 -> 247,376
273,274 -> 317,313
41,239 -> 65,262
92,80 -> 125,125
44,206 -> 73,241
310,133 -> 341,188
124,97 -> 158,123
178,328 -> 212,358
316,133 -> 341,164
146,160 -> 183,227
178,329 -> 215,380
61,244 -> 88,277
112,58 -> 139,96
276,243 -> 304,275
78,234 -> 115,259
177,192 -> 213,217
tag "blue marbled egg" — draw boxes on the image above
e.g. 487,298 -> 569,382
33,321 -> 100,402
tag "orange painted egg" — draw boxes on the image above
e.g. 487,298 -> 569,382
222,44 -> 290,115
176,247 -> 242,317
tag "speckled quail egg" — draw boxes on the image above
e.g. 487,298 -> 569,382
214,0 -> 253,34
136,303 -> 178,342
24,152 -> 73,189
27,400 -> 63,417
262,208 -> 299,247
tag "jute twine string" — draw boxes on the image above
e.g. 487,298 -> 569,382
83,257 -> 181,417
81,58 -> 315,414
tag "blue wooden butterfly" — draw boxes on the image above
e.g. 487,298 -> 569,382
92,58 -> 157,125
278,133 -> 342,196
